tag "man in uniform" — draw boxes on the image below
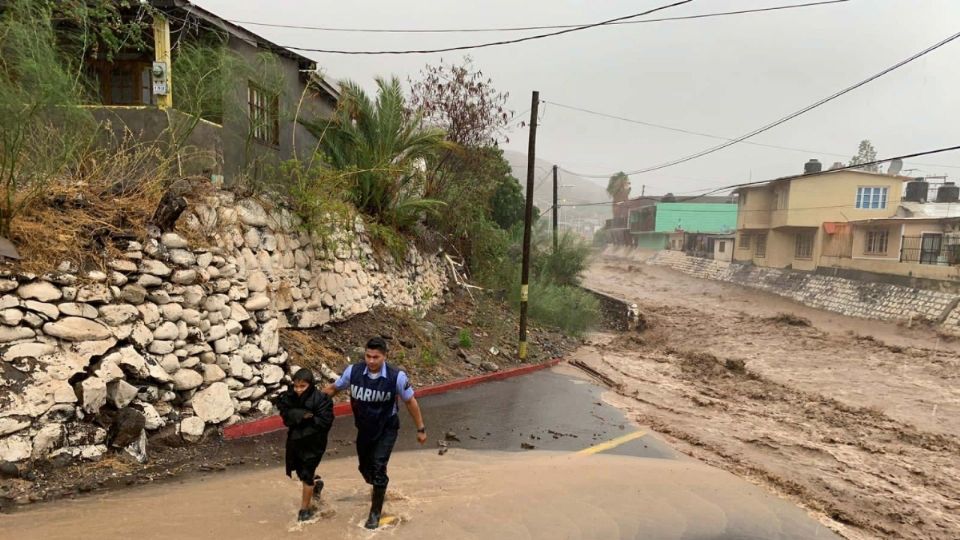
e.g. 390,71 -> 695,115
323,336 -> 427,529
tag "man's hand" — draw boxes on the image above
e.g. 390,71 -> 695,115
303,413 -> 313,419
416,430 -> 427,445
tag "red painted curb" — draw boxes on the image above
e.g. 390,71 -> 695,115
223,358 -> 564,440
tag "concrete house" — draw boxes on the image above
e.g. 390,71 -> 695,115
629,199 -> 737,255
85,0 -> 339,183
733,160 -> 910,272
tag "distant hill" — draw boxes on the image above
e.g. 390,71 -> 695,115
501,150 -> 611,222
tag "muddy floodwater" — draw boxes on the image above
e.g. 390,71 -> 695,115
1,450 -> 836,540
582,257 -> 960,539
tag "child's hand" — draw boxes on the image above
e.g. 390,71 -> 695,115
303,413 -> 313,419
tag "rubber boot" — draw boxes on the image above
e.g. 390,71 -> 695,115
364,486 -> 387,529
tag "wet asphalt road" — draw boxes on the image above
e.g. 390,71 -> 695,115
325,366 -> 678,459
316,366 -> 839,540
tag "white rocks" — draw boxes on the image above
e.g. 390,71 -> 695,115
153,321 -> 179,340
182,286 -> 204,308
192,382 -> 234,423
213,335 -> 241,354
202,364 -> 226,383
138,303 -> 161,327
204,295 -> 228,313
256,399 -> 274,416
93,356 -> 124,382
244,228 -> 261,249
148,340 -> 175,355
99,304 -> 140,325
181,308 -> 201,326
139,260 -> 171,277
225,320 -> 242,335
244,294 -> 270,311
160,354 -> 180,374
23,301 -> 59,319
206,324 -> 227,342
237,344 -> 263,364
0,308 -> 23,325
78,376 -> 108,414
0,326 -> 35,342
160,303 -> 183,322
58,302 -> 98,319
0,279 -> 17,292
139,403 -> 164,430
0,418 -> 30,437
237,199 -> 268,227
179,416 -> 205,443
130,322 -> 153,348
247,271 -> 268,293
76,284 -> 112,304
107,380 -> 139,408
196,252 -> 213,268
172,368 -> 203,391
17,281 -> 62,302
229,302 -> 250,322
138,274 -> 163,288
261,364 -> 284,385
43,317 -> 111,342
161,233 -> 189,249
0,435 -> 31,462
109,259 -> 138,273
171,269 -> 198,285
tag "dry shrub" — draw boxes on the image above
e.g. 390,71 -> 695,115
7,140 -> 206,274
766,312 -> 812,327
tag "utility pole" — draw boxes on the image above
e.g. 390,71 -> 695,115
552,165 -> 559,252
152,13 -> 173,110
519,91 -> 539,361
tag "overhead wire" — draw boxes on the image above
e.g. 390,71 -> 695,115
265,1 -> 694,55
550,29 -> 960,178
543,101 -> 960,170
227,1 -> 847,34
556,144 -> 960,207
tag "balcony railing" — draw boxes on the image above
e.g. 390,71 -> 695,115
900,235 -> 960,266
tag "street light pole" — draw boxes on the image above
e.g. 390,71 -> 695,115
519,91 -> 539,361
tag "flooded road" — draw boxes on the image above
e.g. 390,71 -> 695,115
580,256 -> 960,539
1,368 -> 838,540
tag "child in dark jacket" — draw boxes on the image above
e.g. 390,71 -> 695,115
278,368 -> 334,522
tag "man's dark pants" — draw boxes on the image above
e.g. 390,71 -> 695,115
356,415 -> 400,488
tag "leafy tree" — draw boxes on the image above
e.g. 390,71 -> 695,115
850,140 -> 879,172
301,77 -> 448,230
408,56 -> 512,148
607,171 -> 630,201
490,173 -> 525,230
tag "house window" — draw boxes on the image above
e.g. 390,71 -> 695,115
92,60 -> 155,106
755,233 -> 767,258
865,230 -> 889,255
775,186 -> 789,210
856,187 -> 888,209
718,241 -> 726,253
795,232 -> 814,260
739,233 -> 751,250
249,83 -> 280,146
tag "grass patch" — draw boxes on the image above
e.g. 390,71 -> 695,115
458,328 -> 473,349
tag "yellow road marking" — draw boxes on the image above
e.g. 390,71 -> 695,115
576,430 -> 646,456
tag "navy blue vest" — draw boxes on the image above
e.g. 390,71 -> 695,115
349,362 -> 400,437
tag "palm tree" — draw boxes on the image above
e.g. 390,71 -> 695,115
607,171 -> 630,202
301,76 -> 450,229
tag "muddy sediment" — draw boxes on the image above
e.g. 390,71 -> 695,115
582,258 -> 960,540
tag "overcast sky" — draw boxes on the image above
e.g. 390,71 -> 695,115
195,0 -> 960,197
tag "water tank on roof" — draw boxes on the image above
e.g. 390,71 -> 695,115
904,179 -> 929,203
804,159 -> 822,174
936,182 -> 960,203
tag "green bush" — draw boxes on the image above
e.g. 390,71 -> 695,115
458,329 -> 473,348
527,281 -> 599,337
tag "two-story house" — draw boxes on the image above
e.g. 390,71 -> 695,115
733,160 -> 909,271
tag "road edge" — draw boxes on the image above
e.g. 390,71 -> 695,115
223,358 -> 565,440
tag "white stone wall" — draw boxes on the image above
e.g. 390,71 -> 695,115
0,192 -> 447,463
609,248 -> 960,336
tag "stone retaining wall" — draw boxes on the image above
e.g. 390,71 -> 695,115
604,247 -> 960,335
0,192 -> 447,464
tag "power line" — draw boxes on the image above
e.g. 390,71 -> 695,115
557,29 -> 960,178
228,1 -> 847,34
268,1 -> 693,55
544,101 -> 960,171
557,144 -> 960,207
